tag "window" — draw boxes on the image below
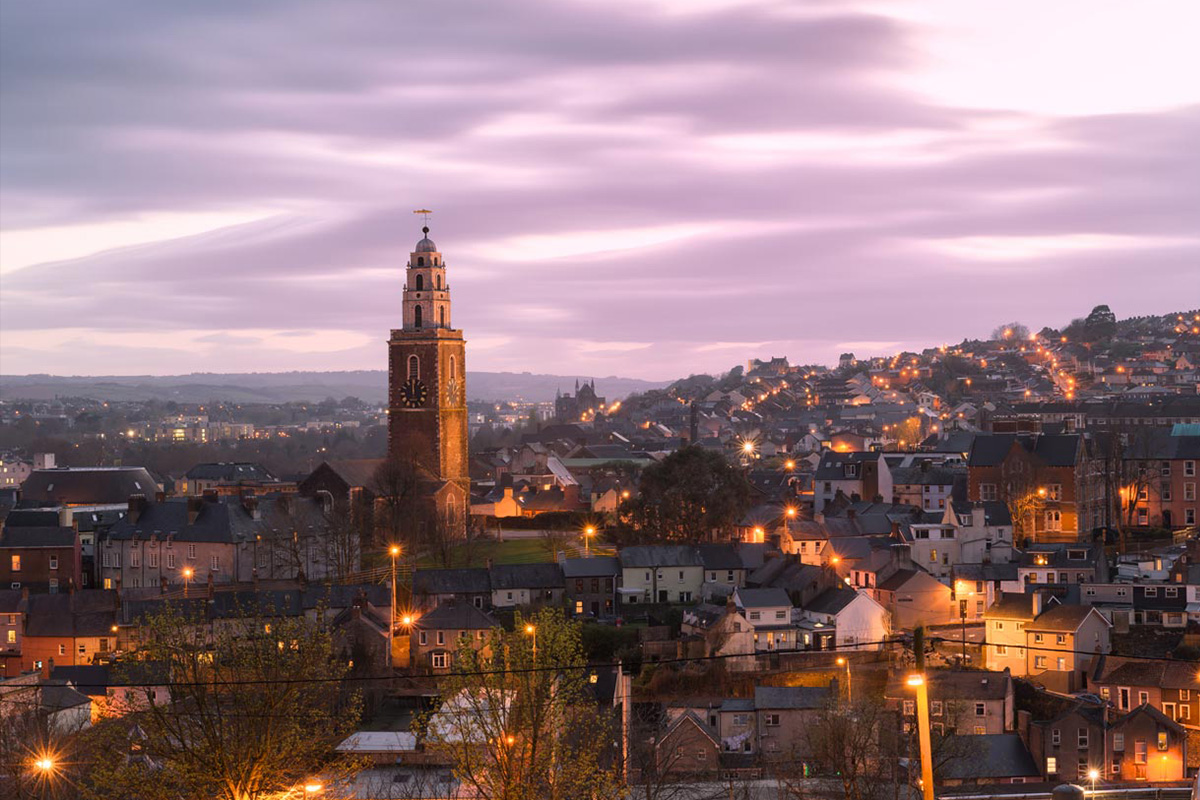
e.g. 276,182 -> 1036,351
765,713 -> 780,727
188,544 -> 196,559
980,483 -> 998,501
148,551 -> 159,568
1046,757 -> 1058,775
9,555 -> 19,573
130,550 -> 140,568
58,644 -> 66,656
210,555 -> 219,572
1047,484 -> 1063,501
903,700 -> 914,715
1035,656 -> 1047,669
432,653 -> 447,669
1185,460 -> 1196,477
995,644 -> 1008,655
1145,586 -> 1158,597
1052,729 -> 1061,746
1113,733 -> 1124,751
1033,633 -> 1044,644
407,354 -> 420,381
1045,510 -> 1062,531
1078,728 -> 1088,748
1165,587 -> 1178,598
1057,634 -> 1067,644
1185,482 -> 1196,501
167,553 -> 176,569
1181,689 -> 1191,701
1134,739 -> 1147,764
1187,508 -> 1196,525
5,630 -> 13,644
975,702 -> 986,716
1163,702 -> 1176,719
930,549 -> 938,563
931,701 -> 943,715
415,273 -> 424,291
436,631 -> 445,646
1077,759 -> 1089,779
1138,691 -> 1149,705
1157,732 -> 1168,751
775,610 -> 786,620
575,601 -> 583,614
48,555 -> 58,570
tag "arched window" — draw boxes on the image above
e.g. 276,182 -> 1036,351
407,355 -> 419,380
446,496 -> 457,527
417,257 -> 425,266
415,274 -> 424,291
436,274 -> 442,289
414,305 -> 422,328
439,307 -> 446,327
449,355 -> 457,379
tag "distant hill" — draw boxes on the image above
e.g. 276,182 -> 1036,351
0,371 -> 670,404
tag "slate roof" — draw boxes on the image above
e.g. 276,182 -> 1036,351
416,602 -> 499,631
313,459 -> 385,489
489,563 -> 564,590
185,462 -> 277,482
0,526 -> 76,548
1097,659 -> 1197,690
24,591 -> 119,637
938,734 -> 1039,780
967,433 -> 1080,468
876,568 -> 932,593
2,509 -> 61,528
561,556 -> 620,578
735,587 -> 792,609
950,500 -> 1012,527
0,589 -> 26,614
413,568 -> 491,596
1025,603 -> 1107,633
984,591 -> 1046,620
814,451 -> 881,480
887,669 -> 1011,701
619,545 -> 702,569
21,467 -> 159,505
753,684 -> 831,710
698,544 -> 744,571
39,681 -> 93,712
51,662 -> 169,697
803,587 -> 858,616
106,498 -> 236,543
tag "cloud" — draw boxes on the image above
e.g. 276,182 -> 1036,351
1,0 -> 1197,380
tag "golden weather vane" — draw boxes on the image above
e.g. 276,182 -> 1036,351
413,208 -> 433,226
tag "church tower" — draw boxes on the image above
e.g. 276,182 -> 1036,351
387,224 -> 469,536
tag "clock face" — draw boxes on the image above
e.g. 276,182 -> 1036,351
446,377 -> 459,403
399,378 -> 428,408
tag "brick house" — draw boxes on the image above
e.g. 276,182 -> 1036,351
887,669 -> 1015,736
1093,659 -> 1198,727
1121,429 -> 1199,529
20,590 -> 119,675
562,555 -> 620,618
0,589 -> 28,677
656,710 -> 720,779
967,434 -> 1103,544
410,601 -> 497,673
814,451 -> 893,513
0,526 -> 82,593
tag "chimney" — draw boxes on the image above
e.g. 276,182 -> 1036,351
920,459 -> 931,473
1032,591 -> 1044,617
890,521 -> 902,539
242,496 -> 260,520
186,497 -> 203,526
127,495 -> 148,524
892,543 -> 913,571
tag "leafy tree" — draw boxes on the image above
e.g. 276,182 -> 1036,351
418,608 -> 622,800
1083,304 -> 1118,341
620,447 -> 752,542
80,603 -> 362,800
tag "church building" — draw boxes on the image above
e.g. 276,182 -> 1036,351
386,224 -> 471,538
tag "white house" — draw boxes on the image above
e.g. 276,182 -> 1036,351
618,545 -> 705,605
800,587 -> 890,650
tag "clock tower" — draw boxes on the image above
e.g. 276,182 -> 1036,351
387,224 -> 469,536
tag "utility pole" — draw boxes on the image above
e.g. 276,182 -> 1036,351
909,626 -> 934,800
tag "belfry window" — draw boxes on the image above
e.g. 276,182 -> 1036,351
414,305 -> 422,328
439,307 -> 446,327
417,257 -> 425,266
415,274 -> 424,291
450,355 -> 457,379
436,274 -> 442,289
407,355 -> 420,380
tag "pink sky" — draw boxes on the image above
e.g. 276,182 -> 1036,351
1,0 -> 1197,380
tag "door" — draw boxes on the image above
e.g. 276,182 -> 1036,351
590,601 -> 600,617
658,590 -> 668,603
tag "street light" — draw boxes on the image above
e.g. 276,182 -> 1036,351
182,566 -> 193,597
836,656 -> 852,703
906,675 -> 935,800
955,581 -> 975,663
390,545 -> 402,667
304,783 -> 323,796
1087,768 -> 1099,796
583,525 -> 596,556
34,757 -> 54,772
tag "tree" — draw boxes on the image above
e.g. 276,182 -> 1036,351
1083,304 -> 1117,342
371,454 -> 427,546
990,322 -> 1030,341
79,603 -> 363,800
0,682 -> 88,800
621,447 -> 752,542
804,699 -> 902,800
417,608 -> 623,800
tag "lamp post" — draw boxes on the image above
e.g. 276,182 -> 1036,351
906,674 -> 935,800
389,545 -> 401,667
836,656 -> 852,704
584,525 -> 596,557
955,581 -> 975,664
525,623 -> 537,660
1087,767 -> 1099,797
182,566 -> 193,597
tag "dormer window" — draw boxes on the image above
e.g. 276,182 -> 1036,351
1067,549 -> 1086,560
844,463 -> 859,478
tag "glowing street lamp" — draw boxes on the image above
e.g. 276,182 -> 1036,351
182,566 -> 194,597
525,623 -> 537,660
583,525 -> 597,556
1087,768 -> 1099,796
390,545 -> 402,665
304,783 -> 323,796
34,757 -> 54,772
